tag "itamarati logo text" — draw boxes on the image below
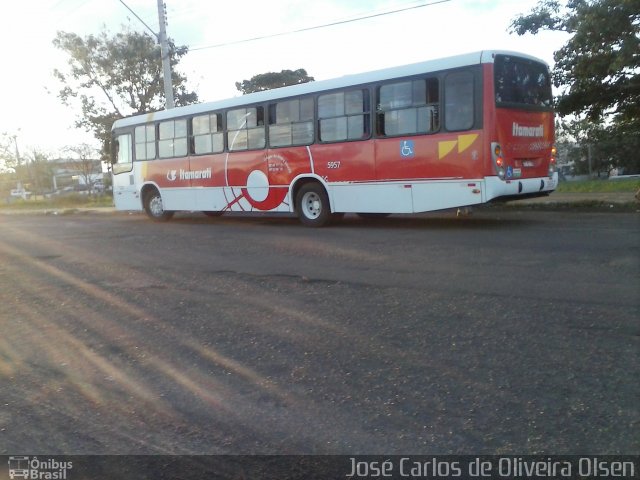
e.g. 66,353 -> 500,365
166,168 -> 212,181
512,122 -> 544,137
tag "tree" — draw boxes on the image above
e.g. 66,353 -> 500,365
53,27 -> 199,158
62,144 -> 103,193
0,133 -> 18,172
24,150 -> 55,195
235,69 -> 314,94
510,0 -> 640,173
0,135 -> 18,200
556,118 -> 615,176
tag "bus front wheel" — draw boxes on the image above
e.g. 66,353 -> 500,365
144,189 -> 174,221
296,183 -> 331,227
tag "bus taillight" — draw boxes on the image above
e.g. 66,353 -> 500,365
549,145 -> 557,178
491,142 -> 505,179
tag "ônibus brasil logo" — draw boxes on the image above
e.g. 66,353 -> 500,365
166,168 -> 212,181
8,456 -> 72,479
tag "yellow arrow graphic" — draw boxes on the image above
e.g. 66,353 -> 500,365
438,134 -> 479,159
438,140 -> 457,160
458,134 -> 478,153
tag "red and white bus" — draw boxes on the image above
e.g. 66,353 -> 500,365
111,50 -> 557,226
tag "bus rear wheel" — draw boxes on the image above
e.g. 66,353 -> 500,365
144,189 -> 174,221
296,183 -> 331,227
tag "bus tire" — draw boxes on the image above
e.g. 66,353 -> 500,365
144,189 -> 174,221
295,183 -> 331,227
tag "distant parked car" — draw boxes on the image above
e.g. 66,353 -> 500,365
609,174 -> 640,180
10,188 -> 31,200
54,186 -> 75,195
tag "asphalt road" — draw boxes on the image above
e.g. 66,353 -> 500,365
0,209 -> 638,455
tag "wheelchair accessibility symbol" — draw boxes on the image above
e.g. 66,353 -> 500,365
400,140 -> 415,158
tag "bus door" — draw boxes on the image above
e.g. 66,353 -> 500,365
112,132 -> 141,210
224,106 -> 275,211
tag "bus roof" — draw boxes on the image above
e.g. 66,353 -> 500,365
112,50 -> 547,131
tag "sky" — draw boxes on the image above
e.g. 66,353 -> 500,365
0,0 -> 569,157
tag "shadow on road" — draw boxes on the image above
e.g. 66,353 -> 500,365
166,211 -> 537,230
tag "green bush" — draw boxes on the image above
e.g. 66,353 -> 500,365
556,178 -> 640,193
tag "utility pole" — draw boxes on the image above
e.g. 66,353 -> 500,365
12,133 -> 30,194
12,135 -> 21,167
117,0 -> 176,109
157,0 -> 175,109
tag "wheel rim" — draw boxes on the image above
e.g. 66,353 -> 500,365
149,195 -> 165,217
301,191 -> 322,219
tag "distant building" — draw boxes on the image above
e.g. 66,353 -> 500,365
49,157 -> 106,190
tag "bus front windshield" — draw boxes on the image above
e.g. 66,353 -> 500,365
494,54 -> 552,109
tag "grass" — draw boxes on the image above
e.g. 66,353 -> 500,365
556,177 -> 640,193
495,199 -> 639,212
1,193 -> 114,210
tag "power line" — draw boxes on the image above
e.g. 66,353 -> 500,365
189,0 -> 452,52
116,0 -> 158,39
114,0 -> 175,108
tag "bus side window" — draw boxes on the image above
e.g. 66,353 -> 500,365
159,119 -> 188,158
135,124 -> 156,160
192,113 -> 224,154
318,89 -> 369,142
444,71 -> 474,131
113,133 -> 132,174
377,78 -> 439,136
268,97 -> 314,147
227,107 -> 265,151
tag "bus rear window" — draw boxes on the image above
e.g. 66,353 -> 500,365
494,55 -> 552,108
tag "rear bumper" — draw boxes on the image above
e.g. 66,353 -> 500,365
485,173 -> 558,202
